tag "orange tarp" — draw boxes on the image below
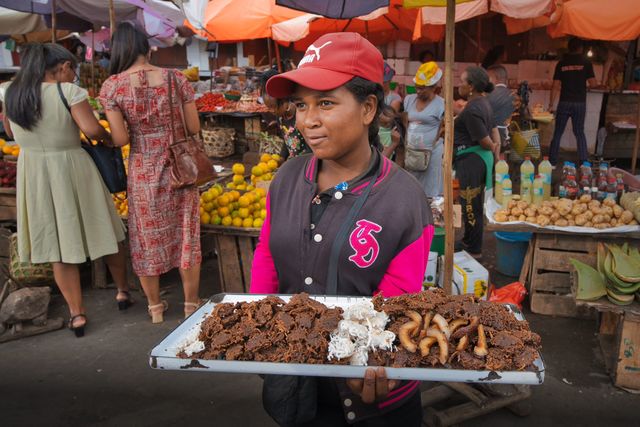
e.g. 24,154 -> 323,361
195,0 -> 305,42
548,0 -> 640,41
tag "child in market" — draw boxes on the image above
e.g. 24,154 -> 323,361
250,32 -> 434,427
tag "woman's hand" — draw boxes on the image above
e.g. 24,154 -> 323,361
346,367 -> 399,404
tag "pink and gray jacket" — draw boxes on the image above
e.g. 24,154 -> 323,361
250,152 -> 434,422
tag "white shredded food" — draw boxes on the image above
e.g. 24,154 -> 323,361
327,300 -> 396,366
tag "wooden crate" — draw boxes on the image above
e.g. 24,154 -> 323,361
0,188 -> 16,221
575,298 -> 640,391
201,225 -> 260,293
529,234 -> 597,318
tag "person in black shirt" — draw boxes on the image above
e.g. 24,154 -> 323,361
548,38 -> 597,165
487,65 -> 516,148
454,67 -> 499,258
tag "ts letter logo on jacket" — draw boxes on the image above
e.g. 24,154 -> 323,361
349,220 -> 382,268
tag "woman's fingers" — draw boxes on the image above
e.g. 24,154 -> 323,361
374,367 -> 389,400
360,368 -> 378,404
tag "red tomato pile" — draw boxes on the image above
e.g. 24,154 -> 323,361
196,93 -> 229,112
0,161 -> 17,188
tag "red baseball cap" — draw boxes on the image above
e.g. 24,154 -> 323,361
266,32 -> 383,98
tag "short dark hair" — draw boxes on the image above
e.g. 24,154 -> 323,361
420,50 -> 435,62
343,77 -> 384,150
260,68 -> 279,95
568,37 -> 583,53
5,43 -> 77,130
109,22 -> 149,75
464,66 -> 494,93
487,65 -> 508,83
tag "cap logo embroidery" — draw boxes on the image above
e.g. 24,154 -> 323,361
348,220 -> 382,268
299,41 -> 332,67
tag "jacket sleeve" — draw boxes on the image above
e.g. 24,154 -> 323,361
250,193 -> 279,293
375,225 -> 434,297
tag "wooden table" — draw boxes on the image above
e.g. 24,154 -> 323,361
486,222 -> 640,317
575,298 -> 640,391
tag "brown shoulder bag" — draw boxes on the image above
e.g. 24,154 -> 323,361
167,70 -> 215,188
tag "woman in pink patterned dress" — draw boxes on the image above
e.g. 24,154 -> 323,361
99,23 -> 201,323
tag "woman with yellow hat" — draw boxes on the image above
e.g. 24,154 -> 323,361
403,62 -> 444,197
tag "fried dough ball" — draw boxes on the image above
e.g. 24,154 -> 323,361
508,215 -> 518,222
536,215 -> 551,227
613,205 -> 624,219
508,199 -> 518,210
539,206 -> 554,216
557,199 -> 573,216
516,201 -> 529,211
574,214 -> 587,226
511,207 -> 524,217
550,212 -> 561,222
603,214 -> 612,223
518,215 -> 527,222
571,204 -> 587,216
554,218 -> 569,227
541,201 -> 553,209
584,221 -> 594,228
526,216 -> 537,223
494,212 -> 509,222
584,210 -> 594,221
524,207 -> 537,218
588,200 -> 601,211
568,220 -> 576,226
592,214 -> 605,224
579,194 -> 592,203
601,206 -> 613,217
594,223 -> 609,230
602,198 -> 616,207
621,210 -> 634,224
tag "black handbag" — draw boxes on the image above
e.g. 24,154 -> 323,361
56,83 -> 127,193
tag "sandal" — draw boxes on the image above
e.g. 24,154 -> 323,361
116,290 -> 134,311
148,300 -> 168,324
68,314 -> 87,338
184,300 -> 202,319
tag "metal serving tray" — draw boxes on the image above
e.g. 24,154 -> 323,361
149,294 -> 545,385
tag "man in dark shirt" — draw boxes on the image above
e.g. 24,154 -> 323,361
487,65 -> 515,147
548,38 -> 597,165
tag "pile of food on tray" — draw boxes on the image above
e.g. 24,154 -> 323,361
179,290 -> 542,372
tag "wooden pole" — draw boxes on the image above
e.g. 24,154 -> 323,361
109,0 -> 116,36
51,0 -> 57,43
632,93 -> 640,174
91,30 -> 96,96
476,18 -> 481,65
442,0 -> 456,294
274,39 -> 282,73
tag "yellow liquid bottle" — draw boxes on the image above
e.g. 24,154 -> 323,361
539,156 -> 553,199
533,174 -> 544,205
502,177 -> 513,208
520,156 -> 534,203
494,155 -> 509,205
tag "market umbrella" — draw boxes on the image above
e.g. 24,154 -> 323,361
192,0 -> 306,42
0,0 -> 93,35
275,0 -> 389,19
0,6 -> 48,35
272,0 -> 444,49
548,0 -> 640,41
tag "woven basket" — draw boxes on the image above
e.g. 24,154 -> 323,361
509,122 -> 541,162
9,234 -> 54,285
202,127 -> 235,158
259,134 -> 284,155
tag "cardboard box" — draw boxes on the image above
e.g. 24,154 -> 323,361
393,58 -> 407,75
438,251 -> 489,300
408,61 -> 421,76
423,251 -> 439,289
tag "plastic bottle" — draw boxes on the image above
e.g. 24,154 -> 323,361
494,155 -> 509,205
538,157 -> 553,199
565,175 -> 579,200
591,186 -> 599,201
598,162 -> 609,189
616,173 -> 625,199
606,176 -> 617,200
502,177 -> 513,209
579,162 -> 592,190
559,161 -> 570,198
520,156 -> 535,199
532,175 -> 545,205
597,175 -> 608,201
582,187 -> 591,199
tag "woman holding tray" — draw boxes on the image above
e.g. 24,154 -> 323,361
251,33 -> 434,426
